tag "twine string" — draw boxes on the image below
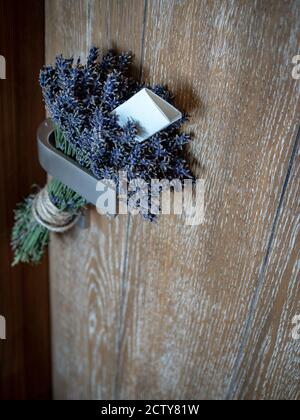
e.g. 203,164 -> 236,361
32,187 -> 81,233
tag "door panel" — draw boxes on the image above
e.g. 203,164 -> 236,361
46,0 -> 145,401
46,0 -> 300,400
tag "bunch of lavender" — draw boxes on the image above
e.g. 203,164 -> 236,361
42,48 -> 193,208
12,126 -> 86,266
12,47 -> 193,265
40,47 -> 192,184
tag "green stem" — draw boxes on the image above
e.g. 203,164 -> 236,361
11,128 -> 86,266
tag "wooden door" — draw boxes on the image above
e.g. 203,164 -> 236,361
46,0 -> 300,400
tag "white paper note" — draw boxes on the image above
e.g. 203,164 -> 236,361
113,88 -> 182,142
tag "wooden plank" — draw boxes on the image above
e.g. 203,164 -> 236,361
46,0 -> 145,400
0,0 -> 51,400
46,0 -> 94,400
230,130 -> 300,400
115,0 -> 300,399
46,0 -> 300,400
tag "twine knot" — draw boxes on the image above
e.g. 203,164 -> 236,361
32,188 -> 81,233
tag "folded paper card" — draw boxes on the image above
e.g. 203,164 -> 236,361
113,88 -> 182,142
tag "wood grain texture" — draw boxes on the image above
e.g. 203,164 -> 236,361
230,129 -> 300,400
46,0 -> 145,400
116,0 -> 300,400
49,214 -> 130,399
46,0 -> 300,400
0,0 -> 51,400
